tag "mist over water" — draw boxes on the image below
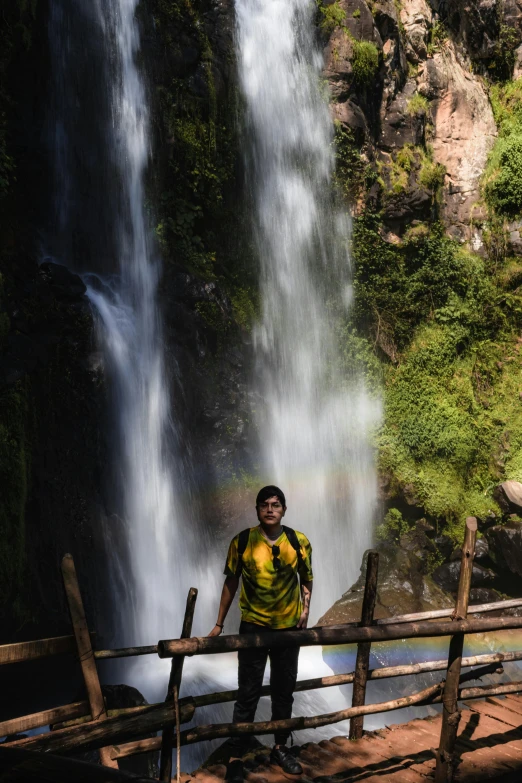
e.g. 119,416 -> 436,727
235,0 -> 380,619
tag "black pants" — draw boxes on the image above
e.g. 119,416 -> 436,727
230,620 -> 300,752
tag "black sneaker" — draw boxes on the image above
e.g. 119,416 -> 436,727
270,747 -> 303,775
226,759 -> 244,783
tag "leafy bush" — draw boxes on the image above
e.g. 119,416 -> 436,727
485,135 -> 522,217
376,508 -> 409,542
351,40 -> 379,85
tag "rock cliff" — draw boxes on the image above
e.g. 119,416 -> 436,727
3,0 -> 522,647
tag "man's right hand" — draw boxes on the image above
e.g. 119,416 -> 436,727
208,624 -> 223,637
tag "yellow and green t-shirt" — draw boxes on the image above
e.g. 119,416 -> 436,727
224,526 -> 313,628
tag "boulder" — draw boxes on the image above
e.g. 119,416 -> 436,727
39,261 -> 87,300
487,522 -> 522,578
318,524 -> 454,625
432,561 -> 496,593
493,480 -> 522,514
450,537 -> 489,562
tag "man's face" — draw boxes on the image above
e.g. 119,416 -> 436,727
256,495 -> 286,527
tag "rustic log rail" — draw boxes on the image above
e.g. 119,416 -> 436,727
3,519 -> 522,783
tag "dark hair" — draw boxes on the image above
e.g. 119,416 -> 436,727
256,485 -> 286,508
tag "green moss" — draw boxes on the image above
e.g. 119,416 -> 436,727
318,0 -> 346,34
376,507 -> 409,542
351,40 -> 379,85
419,156 -> 446,194
406,93 -> 429,117
230,287 -> 258,330
352,8 -> 361,18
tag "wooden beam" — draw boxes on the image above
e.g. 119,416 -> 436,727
160,587 -> 198,782
157,612 -> 522,658
349,551 -> 378,740
61,554 -> 117,769
435,517 -> 477,783
375,597 -> 522,625
4,699 -> 195,755
94,645 -> 157,660
110,679 -> 522,760
0,702 -> 90,737
88,597 -> 522,662
0,635 -> 95,666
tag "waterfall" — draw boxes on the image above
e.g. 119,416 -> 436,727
46,0 -> 221,650
85,0 -> 184,646
235,0 -> 380,618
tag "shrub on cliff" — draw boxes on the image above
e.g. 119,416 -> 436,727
485,135 -> 522,217
351,40 -> 379,86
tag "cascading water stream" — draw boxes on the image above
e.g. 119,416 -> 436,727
235,0 -> 380,619
46,0 -> 220,654
85,0 -> 186,647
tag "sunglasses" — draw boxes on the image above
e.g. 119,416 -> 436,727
272,544 -> 281,571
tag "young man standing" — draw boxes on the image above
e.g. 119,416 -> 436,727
209,486 -> 313,780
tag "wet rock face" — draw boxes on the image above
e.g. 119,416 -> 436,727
322,0 -> 498,244
432,560 -> 496,593
317,524 -> 453,625
487,522 -> 522,579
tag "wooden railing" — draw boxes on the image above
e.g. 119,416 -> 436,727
2,517 -> 522,783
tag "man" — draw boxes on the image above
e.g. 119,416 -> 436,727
209,485 -> 313,781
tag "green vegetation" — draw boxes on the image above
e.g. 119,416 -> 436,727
427,20 -> 448,57
376,507 -> 409,542
318,0 -> 346,34
352,9 -> 361,19
406,93 -> 429,117
351,40 -> 379,85
348,204 -> 522,540
376,144 -> 445,201
484,81 -> 522,218
489,24 -> 519,81
149,0 -> 257,335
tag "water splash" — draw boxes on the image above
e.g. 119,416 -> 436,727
235,0 -> 381,618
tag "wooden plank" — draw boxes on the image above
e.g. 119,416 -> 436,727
160,587 -> 198,782
455,710 -> 522,768
468,701 -> 522,729
61,554 -> 117,769
435,516 -> 477,783
502,695 -> 522,716
0,701 -> 89,737
349,551 -> 379,740
110,737 -> 161,760
0,635 -> 93,666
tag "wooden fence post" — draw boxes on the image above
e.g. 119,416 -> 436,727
159,587 -> 198,782
349,551 -> 379,740
61,553 -> 118,769
434,517 -> 477,783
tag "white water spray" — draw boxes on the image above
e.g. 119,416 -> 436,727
84,1 -> 216,647
235,0 -> 380,618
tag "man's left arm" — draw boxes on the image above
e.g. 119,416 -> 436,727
297,580 -> 313,628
